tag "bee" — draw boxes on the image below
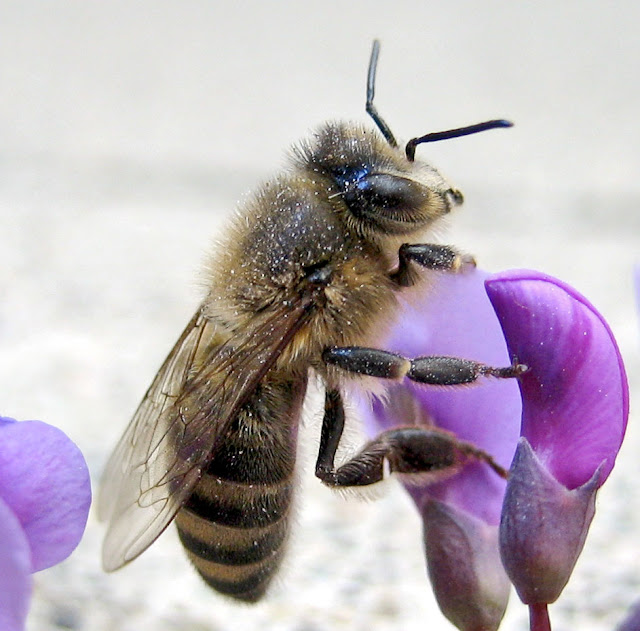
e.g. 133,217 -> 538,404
98,41 -> 521,602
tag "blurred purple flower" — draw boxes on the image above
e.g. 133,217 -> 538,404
357,268 -> 628,631
0,416 -> 91,631
635,265 -> 640,332
617,600 -> 640,631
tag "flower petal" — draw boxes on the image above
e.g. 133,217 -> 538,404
0,416 -> 17,428
0,420 -> 92,571
0,496 -> 32,631
486,270 -> 628,489
360,269 -> 521,524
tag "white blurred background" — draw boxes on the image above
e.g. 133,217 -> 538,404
1,3 -> 638,630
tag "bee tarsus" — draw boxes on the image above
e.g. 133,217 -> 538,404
391,242 -> 475,287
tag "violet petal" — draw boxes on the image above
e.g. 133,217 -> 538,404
499,437 -> 599,604
0,416 -> 17,428
0,420 -> 92,572
359,269 -> 521,524
486,270 -> 628,489
0,495 -> 32,631
422,498 -> 510,631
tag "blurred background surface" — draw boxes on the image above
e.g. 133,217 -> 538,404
1,2 -> 638,630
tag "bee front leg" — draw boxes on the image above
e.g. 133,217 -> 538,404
390,243 -> 475,287
315,389 -> 507,488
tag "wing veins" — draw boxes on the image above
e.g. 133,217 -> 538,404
100,288 -> 320,570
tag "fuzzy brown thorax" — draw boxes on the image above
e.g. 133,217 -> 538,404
203,123 -> 458,372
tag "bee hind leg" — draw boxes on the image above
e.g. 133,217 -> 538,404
315,389 -> 507,488
390,243 -> 475,287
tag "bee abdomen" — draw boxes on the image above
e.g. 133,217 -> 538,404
175,472 -> 294,602
174,374 -> 305,601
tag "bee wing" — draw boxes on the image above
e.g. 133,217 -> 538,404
98,307 -> 217,569
98,296 -> 315,571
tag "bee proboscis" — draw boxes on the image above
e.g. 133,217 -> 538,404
98,41 -> 520,602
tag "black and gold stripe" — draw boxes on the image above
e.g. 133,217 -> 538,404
174,376 -> 304,602
175,471 -> 295,601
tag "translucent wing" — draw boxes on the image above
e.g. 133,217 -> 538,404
99,296 -> 315,571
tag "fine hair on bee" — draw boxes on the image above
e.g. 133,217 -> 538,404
98,39 -> 521,603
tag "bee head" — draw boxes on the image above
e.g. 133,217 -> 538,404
292,41 -> 511,244
293,122 -> 465,241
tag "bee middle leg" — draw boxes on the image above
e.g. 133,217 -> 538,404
315,389 -> 507,488
390,243 -> 475,287
322,346 -> 526,385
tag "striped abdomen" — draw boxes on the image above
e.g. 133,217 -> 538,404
174,376 -> 306,602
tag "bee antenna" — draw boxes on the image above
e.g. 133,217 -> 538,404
405,119 -> 513,161
366,40 -> 398,148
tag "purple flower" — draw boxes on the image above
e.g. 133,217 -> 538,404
0,417 -> 92,631
357,268 -> 628,631
487,271 -> 628,623
617,600 -> 640,631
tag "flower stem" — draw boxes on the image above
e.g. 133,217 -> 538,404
529,603 -> 551,631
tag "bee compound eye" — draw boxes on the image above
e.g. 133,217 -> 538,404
346,174 -> 426,211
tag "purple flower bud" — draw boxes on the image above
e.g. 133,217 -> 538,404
485,270 -> 628,605
422,498 -> 511,631
0,416 -> 92,630
499,437 -> 599,604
